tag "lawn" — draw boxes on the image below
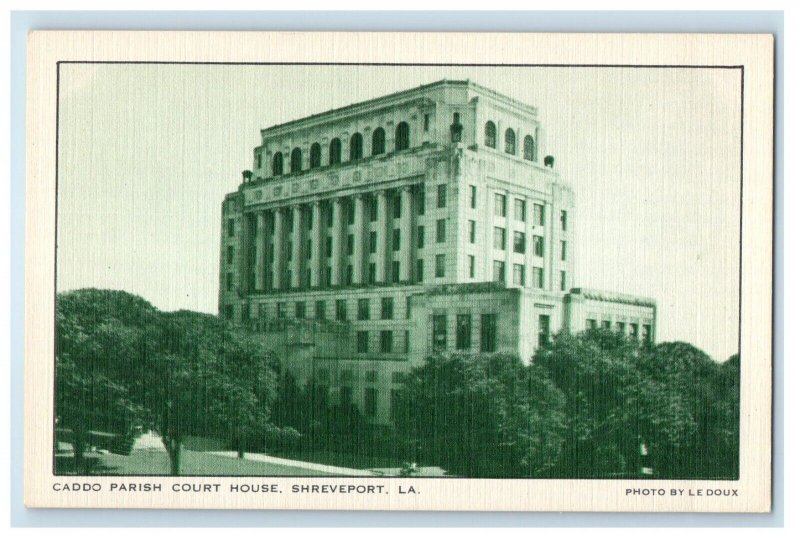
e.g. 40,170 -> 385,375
58,449 -> 340,476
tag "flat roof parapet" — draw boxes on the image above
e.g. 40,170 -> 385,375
568,288 -> 657,308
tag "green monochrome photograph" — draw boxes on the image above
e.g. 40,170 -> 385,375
51,58 -> 746,484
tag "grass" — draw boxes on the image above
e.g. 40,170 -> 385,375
58,449 -> 340,476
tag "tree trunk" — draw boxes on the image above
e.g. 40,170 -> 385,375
163,435 -> 183,476
238,449 -> 245,459
72,428 -> 89,475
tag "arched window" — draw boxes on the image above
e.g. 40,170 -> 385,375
372,127 -> 386,155
523,135 -> 535,161
309,143 -> 321,168
290,148 -> 302,173
485,121 -> 497,148
504,128 -> 516,155
395,122 -> 410,151
272,152 -> 284,176
350,132 -> 364,161
329,138 -> 342,165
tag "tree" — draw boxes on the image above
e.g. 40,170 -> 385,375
394,353 -> 566,477
129,310 -> 280,475
55,289 -> 155,473
535,330 -> 696,477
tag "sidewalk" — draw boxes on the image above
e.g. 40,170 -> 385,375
208,451 -> 378,477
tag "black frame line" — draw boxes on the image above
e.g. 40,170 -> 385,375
51,61 -> 746,480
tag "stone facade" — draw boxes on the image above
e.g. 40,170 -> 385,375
218,80 -> 656,425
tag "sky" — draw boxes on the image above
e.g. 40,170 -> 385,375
56,64 -> 741,361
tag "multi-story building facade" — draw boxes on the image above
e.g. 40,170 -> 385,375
219,80 -> 656,424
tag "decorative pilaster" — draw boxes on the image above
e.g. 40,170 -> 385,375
352,194 -> 365,284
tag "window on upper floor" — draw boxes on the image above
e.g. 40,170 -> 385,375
290,148 -> 302,173
493,227 -> 506,250
395,122 -> 410,151
523,135 -> 535,161
329,138 -> 342,165
485,121 -> 497,148
514,199 -> 526,222
372,128 -> 386,155
513,231 -> 526,253
495,193 -> 507,217
310,143 -> 321,168
505,128 -> 516,155
272,152 -> 284,176
437,184 -> 447,208
436,219 -> 446,243
533,203 -> 545,226
350,132 -> 363,161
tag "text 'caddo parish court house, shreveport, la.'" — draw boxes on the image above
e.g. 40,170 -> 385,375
219,80 -> 656,425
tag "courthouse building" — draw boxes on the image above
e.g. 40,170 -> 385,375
218,80 -> 656,424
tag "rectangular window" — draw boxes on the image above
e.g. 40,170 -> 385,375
226,245 -> 234,264
315,300 -> 326,320
432,314 -> 447,352
276,302 -> 286,319
368,231 -> 377,253
364,388 -> 377,418
423,113 -> 430,131
468,255 -> 475,278
306,239 -> 312,258
493,260 -> 505,283
616,321 -> 625,333
417,188 -> 425,215
480,314 -> 497,352
533,235 -> 545,257
404,330 -> 410,352
560,210 -> 568,231
538,315 -> 550,347
369,197 -> 378,222
513,264 -> 525,286
225,272 -> 233,292
435,254 -> 445,277
347,202 -> 355,225
586,318 -> 597,330
561,240 -> 567,261
642,324 -> 652,343
456,314 -> 472,350
345,264 -> 353,285
602,320 -> 612,330
629,323 -> 639,338
416,258 -> 424,282
393,195 -> 402,219
365,370 -> 378,383
325,236 -> 333,257
514,198 -> 526,221
436,219 -> 446,243
242,304 -> 250,322
380,330 -> 393,353
392,229 -> 401,251
417,225 -> 425,248
295,301 -> 306,319
390,389 -> 402,422
356,331 -> 368,353
286,242 -> 293,261
469,220 -> 476,243
513,231 -> 526,253
494,193 -> 507,217
534,203 -> 545,226
358,298 -> 370,320
227,218 -> 235,237
560,270 -> 567,291
368,263 -> 376,284
391,261 -> 400,283
326,207 -> 333,227
325,266 -> 332,286
335,299 -> 347,321
469,185 -> 477,209
406,296 -> 412,319
493,227 -> 506,250
437,184 -> 447,208
346,234 -> 354,255
381,297 -> 394,320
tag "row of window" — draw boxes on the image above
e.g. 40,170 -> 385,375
432,313 -> 499,352
489,193 -> 566,231
489,261 -> 567,290
356,329 -> 410,354
244,295 -> 415,323
488,227 -> 566,258
315,368 -> 407,385
585,319 -> 653,341
263,122 -> 412,177
484,121 -> 539,161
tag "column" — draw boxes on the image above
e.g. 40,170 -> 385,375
272,207 -> 285,290
375,190 -> 388,283
254,211 -> 266,291
352,194 -> 365,284
309,201 -> 322,287
399,186 -> 413,281
330,198 -> 343,285
291,205 -> 302,288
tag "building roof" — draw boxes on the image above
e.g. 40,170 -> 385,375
260,79 -> 539,138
